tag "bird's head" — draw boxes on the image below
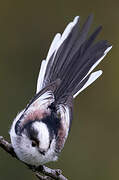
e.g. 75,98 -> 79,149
23,121 -> 50,155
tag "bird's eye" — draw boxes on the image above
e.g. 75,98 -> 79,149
31,140 -> 37,147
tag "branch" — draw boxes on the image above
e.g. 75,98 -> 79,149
0,136 -> 68,180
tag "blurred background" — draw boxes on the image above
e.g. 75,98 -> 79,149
0,0 -> 118,179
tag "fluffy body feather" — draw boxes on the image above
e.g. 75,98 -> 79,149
10,15 -> 112,166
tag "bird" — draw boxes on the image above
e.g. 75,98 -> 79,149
10,15 -> 112,166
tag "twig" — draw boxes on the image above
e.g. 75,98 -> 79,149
0,136 -> 68,180
36,173 -> 52,180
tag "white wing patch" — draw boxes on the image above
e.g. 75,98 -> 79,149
36,16 -> 79,93
32,91 -> 55,111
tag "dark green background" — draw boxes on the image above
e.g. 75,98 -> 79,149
0,0 -> 118,179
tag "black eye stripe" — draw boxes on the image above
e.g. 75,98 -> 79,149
24,121 -> 39,141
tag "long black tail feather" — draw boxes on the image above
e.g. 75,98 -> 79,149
39,15 -> 111,104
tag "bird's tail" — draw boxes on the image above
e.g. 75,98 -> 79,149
36,15 -> 112,103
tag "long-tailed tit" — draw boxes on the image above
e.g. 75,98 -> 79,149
10,15 -> 112,166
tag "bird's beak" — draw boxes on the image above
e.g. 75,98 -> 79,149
38,148 -> 46,155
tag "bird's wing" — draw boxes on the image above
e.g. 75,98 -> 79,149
15,79 -> 61,134
26,79 -> 61,111
55,96 -> 73,153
